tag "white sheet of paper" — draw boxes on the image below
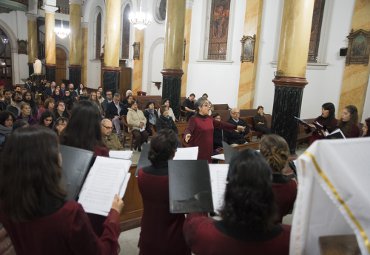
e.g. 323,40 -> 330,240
209,164 -> 229,213
109,150 -> 133,160
173,147 -> 199,160
119,173 -> 131,198
78,157 -> 131,216
211,154 -> 225,161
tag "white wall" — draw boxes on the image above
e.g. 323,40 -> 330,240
0,11 -> 29,85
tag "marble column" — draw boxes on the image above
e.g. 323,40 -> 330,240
81,22 -> 88,86
237,0 -> 263,109
161,0 -> 186,118
180,0 -> 194,97
132,29 -> 144,95
27,14 -> 38,75
44,4 -> 58,82
338,0 -> 370,120
103,0 -> 121,94
69,0 -> 82,87
271,0 -> 315,154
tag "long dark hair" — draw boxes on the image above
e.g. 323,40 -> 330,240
0,126 -> 66,221
0,111 -> 15,126
39,110 -> 54,128
338,105 -> 358,135
148,129 -> 178,167
220,149 -> 276,233
60,100 -> 103,151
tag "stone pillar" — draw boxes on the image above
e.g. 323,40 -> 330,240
44,3 -> 58,82
161,0 -> 186,118
181,0 -> 194,97
27,14 -> 38,75
103,0 -> 121,93
69,0 -> 82,87
81,22 -> 88,86
132,30 -> 144,95
237,0 -> 263,109
338,0 -> 370,120
271,0 -> 315,154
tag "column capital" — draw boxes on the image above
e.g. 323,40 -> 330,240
26,13 -> 38,20
69,0 -> 83,5
43,5 -> 58,13
186,0 -> 194,9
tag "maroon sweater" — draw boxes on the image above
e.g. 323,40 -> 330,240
184,115 -> 235,161
272,173 -> 297,223
0,201 -> 121,255
183,213 -> 291,255
138,166 -> 191,255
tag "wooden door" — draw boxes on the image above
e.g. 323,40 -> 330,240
119,60 -> 132,98
56,47 -> 67,85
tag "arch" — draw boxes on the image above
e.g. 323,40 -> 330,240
89,6 -> 103,59
147,37 -> 164,95
121,1 -> 132,59
0,19 -> 17,53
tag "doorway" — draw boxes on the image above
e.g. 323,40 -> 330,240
56,46 -> 67,85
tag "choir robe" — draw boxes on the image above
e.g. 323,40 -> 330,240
184,114 -> 236,162
0,201 -> 121,255
137,164 -> 191,255
272,173 -> 297,223
183,213 -> 291,255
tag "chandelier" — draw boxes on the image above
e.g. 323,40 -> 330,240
128,1 -> 153,30
54,21 -> 70,39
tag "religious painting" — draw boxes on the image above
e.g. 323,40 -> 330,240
240,35 -> 255,63
346,29 -> 370,65
133,42 -> 140,60
155,0 -> 167,23
207,0 -> 231,60
308,0 -> 326,63
18,40 -> 28,55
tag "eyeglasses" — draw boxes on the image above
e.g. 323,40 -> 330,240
231,112 -> 240,114
103,125 -> 113,129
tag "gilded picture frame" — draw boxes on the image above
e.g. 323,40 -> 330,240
132,42 -> 140,60
346,29 -> 370,65
240,35 -> 255,63
18,40 -> 28,55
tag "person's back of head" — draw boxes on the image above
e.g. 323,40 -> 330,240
221,149 -> 276,233
60,100 -> 102,151
148,129 -> 178,168
0,126 -> 66,222
260,134 -> 289,173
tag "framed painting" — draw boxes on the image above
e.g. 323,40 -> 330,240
240,35 -> 255,63
132,42 -> 140,60
346,29 -> 370,65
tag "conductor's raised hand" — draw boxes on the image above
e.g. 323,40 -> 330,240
111,194 -> 124,213
185,134 -> 191,143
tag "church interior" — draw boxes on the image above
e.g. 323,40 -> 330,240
0,0 -> 370,254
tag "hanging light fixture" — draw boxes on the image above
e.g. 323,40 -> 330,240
128,0 -> 153,30
54,20 -> 70,39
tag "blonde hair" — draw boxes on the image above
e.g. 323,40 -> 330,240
260,134 -> 289,173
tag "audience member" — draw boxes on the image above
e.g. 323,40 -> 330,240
6,92 -> 23,117
54,117 -> 68,136
44,81 -> 56,97
52,87 -> 63,102
0,126 -> 123,254
362,118 -> 370,137
122,90 -> 133,106
37,98 -> 55,120
90,91 -> 103,115
76,83 -> 85,95
253,106 -> 271,135
39,110 -> 54,129
338,105 -> 360,138
17,102 -> 36,125
184,98 -> 243,162
156,105 -> 178,134
54,101 -> 70,119
182,93 -> 196,121
101,90 -> 113,113
0,111 -> 15,148
63,90 -> 74,111
183,149 -> 291,255
105,93 -> 126,136
260,134 -> 297,223
12,120 -> 29,131
212,113 -> 223,154
0,89 -> 12,111
23,91 -> 38,117
97,90 -> 105,104
158,98 -> 176,122
127,100 -> 148,152
144,101 -> 158,136
101,118 -> 123,150
224,108 -> 250,145
68,83 -> 78,99
137,129 -> 191,255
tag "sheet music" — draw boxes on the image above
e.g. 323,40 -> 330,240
109,150 -> 133,160
211,154 -> 225,161
209,164 -> 229,213
173,147 -> 199,160
78,157 -> 131,216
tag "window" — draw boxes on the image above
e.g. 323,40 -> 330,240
308,0 -> 326,63
206,0 -> 231,60
121,5 -> 131,59
95,12 -> 102,59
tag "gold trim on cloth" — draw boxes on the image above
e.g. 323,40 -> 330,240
304,151 -> 370,252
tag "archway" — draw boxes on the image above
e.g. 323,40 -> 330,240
55,46 -> 67,85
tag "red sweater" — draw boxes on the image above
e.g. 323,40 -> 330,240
0,201 -> 121,255
272,174 -> 297,223
185,115 -> 235,161
183,213 -> 291,255
138,166 -> 191,255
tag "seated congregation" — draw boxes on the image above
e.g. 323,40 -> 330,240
0,81 -> 369,255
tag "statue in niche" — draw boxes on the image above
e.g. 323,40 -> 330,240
33,58 -> 42,75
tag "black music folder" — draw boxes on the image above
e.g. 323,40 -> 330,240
135,143 -> 151,177
60,145 -> 94,201
169,160 -> 214,213
222,141 -> 238,164
325,129 -> 346,139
